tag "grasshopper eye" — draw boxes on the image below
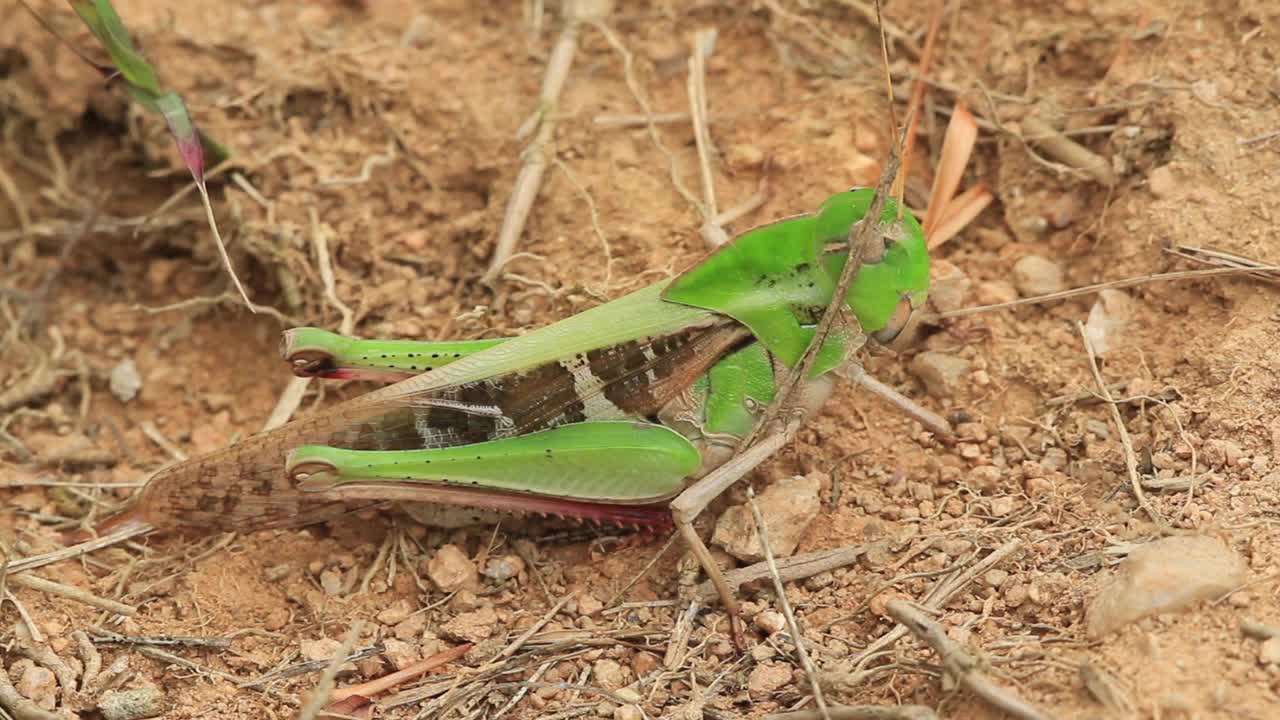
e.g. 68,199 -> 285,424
871,295 -> 915,344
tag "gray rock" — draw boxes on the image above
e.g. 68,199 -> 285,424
1085,535 -> 1247,639
712,475 -> 821,562
910,351 -> 971,398
100,685 -> 166,720
1013,255 -> 1066,297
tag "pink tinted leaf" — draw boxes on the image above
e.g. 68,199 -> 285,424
154,91 -> 205,182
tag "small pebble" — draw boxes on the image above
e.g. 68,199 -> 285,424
929,260 -> 972,313
1083,290 -> 1134,356
483,554 -> 525,582
109,358 -> 143,403
631,651 -> 659,677
1147,165 -> 1176,198
747,662 -> 792,694
754,610 -> 787,635
990,496 -> 1015,517
910,352 -> 971,398
593,659 -> 628,690
975,280 -> 1018,306
712,474 -> 821,562
1045,193 -> 1084,228
1259,637 -> 1280,665
428,544 -> 478,592
1013,255 -> 1066,296
319,569 -> 343,596
15,663 -> 56,710
262,564 -> 290,582
99,685 -> 166,720
727,144 -> 765,170
377,599 -> 415,626
440,607 -> 499,643
382,638 -> 420,671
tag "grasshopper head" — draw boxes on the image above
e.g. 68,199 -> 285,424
816,188 -> 930,346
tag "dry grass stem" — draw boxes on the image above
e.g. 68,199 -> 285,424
695,543 -> 868,601
1078,322 -> 1163,527
925,264 -> 1280,322
139,420 -> 188,462
688,28 -> 720,222
844,540 -> 1022,682
6,572 -> 137,616
886,599 -> 1055,720
767,705 -> 939,720
747,487 -> 832,720
4,526 -> 150,574
484,2 -> 590,282
1165,244 -> 1280,284
327,642 -> 471,706
1020,116 -> 1117,186
297,621 -> 364,720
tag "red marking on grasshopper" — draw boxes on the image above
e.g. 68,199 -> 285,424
316,480 -> 675,531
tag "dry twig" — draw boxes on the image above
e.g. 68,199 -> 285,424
1078,322 -> 1162,527
485,1 -> 598,282
6,573 -> 136,616
886,600 -> 1055,720
747,488 -> 831,720
767,706 -> 938,720
297,622 -> 364,720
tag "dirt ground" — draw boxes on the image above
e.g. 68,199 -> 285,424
3,0 -> 1280,718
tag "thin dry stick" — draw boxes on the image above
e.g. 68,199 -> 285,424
592,21 -> 702,213
139,420 -> 188,461
767,706 -> 939,720
298,621 -> 364,720
6,573 -> 136,616
886,600 -> 1055,720
845,540 -> 1023,681
4,590 -> 44,644
923,265 -> 1280,322
73,630 -> 101,691
604,531 -> 678,609
263,210 -> 355,431
1020,116 -> 1117,187
484,2 -> 589,282
328,642 -> 472,705
1165,244 -> 1280,284
747,488 -> 831,720
491,596 -> 570,661
1078,322 -> 1162,527
0,161 -> 30,233
4,526 -> 150,574
694,543 -> 868,601
193,176 -> 257,311
663,599 -> 702,670
688,29 -> 719,223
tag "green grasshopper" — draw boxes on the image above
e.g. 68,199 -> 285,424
94,187 -> 947,620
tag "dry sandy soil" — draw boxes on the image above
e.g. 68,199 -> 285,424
3,0 -> 1280,718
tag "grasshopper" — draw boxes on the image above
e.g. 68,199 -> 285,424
93,188 -> 949,624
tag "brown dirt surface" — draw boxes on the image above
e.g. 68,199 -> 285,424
3,0 -> 1280,718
